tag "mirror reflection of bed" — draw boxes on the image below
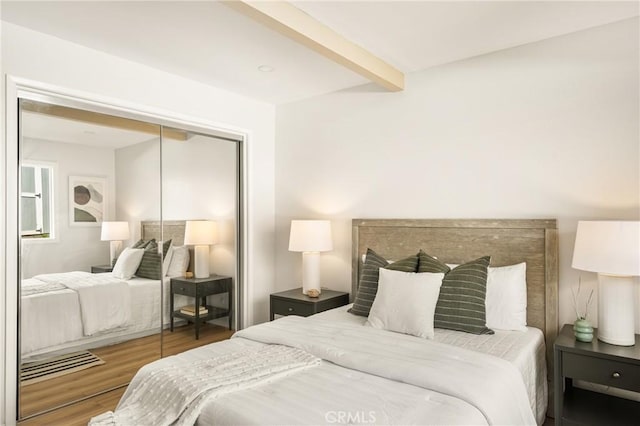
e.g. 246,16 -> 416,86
18,101 -> 240,419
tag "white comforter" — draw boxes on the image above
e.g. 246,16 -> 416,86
104,315 -> 536,425
90,346 -> 320,426
236,316 -> 536,426
26,271 -> 131,336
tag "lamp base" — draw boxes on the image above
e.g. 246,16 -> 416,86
109,240 -> 123,267
301,252 -> 321,295
193,245 -> 210,279
597,273 -> 636,346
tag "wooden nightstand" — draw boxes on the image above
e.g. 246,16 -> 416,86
170,275 -> 232,339
270,288 -> 349,321
554,323 -> 640,425
91,265 -> 113,273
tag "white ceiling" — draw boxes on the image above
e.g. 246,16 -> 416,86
2,1 -> 638,105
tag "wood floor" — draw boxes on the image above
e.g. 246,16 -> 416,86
18,323 -> 234,426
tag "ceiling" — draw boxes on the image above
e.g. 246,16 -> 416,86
2,1 -> 638,105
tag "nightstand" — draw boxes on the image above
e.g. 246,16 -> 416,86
91,265 -> 113,273
554,323 -> 640,425
170,275 -> 232,339
270,288 -> 349,321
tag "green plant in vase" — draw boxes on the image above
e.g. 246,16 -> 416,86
572,277 -> 594,342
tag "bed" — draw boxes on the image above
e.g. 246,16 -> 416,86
20,221 -> 192,361
92,218 -> 558,426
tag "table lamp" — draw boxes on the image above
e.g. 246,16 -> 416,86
101,221 -> 130,266
288,220 -> 333,295
184,220 -> 217,278
572,220 -> 640,346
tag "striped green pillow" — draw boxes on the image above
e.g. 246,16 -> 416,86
136,240 -> 162,280
132,239 -> 151,249
349,248 -> 419,317
419,250 -> 493,335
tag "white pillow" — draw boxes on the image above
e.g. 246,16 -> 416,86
367,269 -> 444,339
485,262 -> 527,331
163,245 -> 174,277
112,248 -> 145,280
167,246 -> 190,278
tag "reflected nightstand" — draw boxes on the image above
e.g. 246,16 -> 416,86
91,265 -> 113,273
170,275 -> 232,339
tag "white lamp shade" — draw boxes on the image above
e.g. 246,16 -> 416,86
572,221 -> 640,276
184,220 -> 217,246
288,220 -> 333,252
101,221 -> 130,241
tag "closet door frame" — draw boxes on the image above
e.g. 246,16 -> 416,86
3,75 -> 250,423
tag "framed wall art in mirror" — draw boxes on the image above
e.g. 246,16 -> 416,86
69,175 -> 107,226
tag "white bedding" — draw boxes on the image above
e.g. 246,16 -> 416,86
32,271 -> 131,335
91,345 -> 321,426
21,273 -> 177,360
113,307 -> 542,426
315,304 -> 548,424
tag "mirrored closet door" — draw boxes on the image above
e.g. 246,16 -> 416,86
160,127 -> 239,356
18,100 -> 162,419
16,98 -> 242,420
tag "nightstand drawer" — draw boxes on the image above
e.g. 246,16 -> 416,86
563,352 -> 640,392
271,298 -> 314,317
172,282 -> 197,297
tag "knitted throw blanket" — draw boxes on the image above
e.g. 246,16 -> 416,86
89,345 -> 320,426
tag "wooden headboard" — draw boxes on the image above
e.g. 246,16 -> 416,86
141,220 -> 194,271
352,218 -> 559,354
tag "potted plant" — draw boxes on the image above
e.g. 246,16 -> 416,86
572,277 -> 595,342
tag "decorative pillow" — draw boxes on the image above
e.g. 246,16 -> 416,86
136,240 -> 162,279
485,262 -> 527,331
167,246 -> 190,278
349,248 -> 419,317
418,250 -> 450,274
161,239 -> 172,258
131,239 -> 152,249
112,248 -> 145,280
419,250 -> 493,335
367,269 -> 444,339
163,245 -> 174,277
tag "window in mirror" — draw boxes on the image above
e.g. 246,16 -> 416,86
21,162 -> 55,239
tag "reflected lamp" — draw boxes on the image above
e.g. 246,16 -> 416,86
101,221 -> 130,266
184,220 -> 217,279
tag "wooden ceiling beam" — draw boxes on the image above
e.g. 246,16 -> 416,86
224,1 -> 404,92
21,101 -> 189,141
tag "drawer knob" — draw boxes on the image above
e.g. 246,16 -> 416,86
288,307 -> 294,312
612,372 -> 621,379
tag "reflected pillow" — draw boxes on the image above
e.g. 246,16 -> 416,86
367,268 -> 444,339
167,246 -> 190,277
112,248 -> 145,280
163,245 -> 174,277
136,240 -> 162,280
131,239 -> 152,249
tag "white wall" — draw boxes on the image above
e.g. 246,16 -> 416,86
115,135 -> 238,322
21,138 -> 116,277
275,19 -> 639,331
115,138 -> 162,241
162,135 -> 238,281
1,22 -> 275,424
